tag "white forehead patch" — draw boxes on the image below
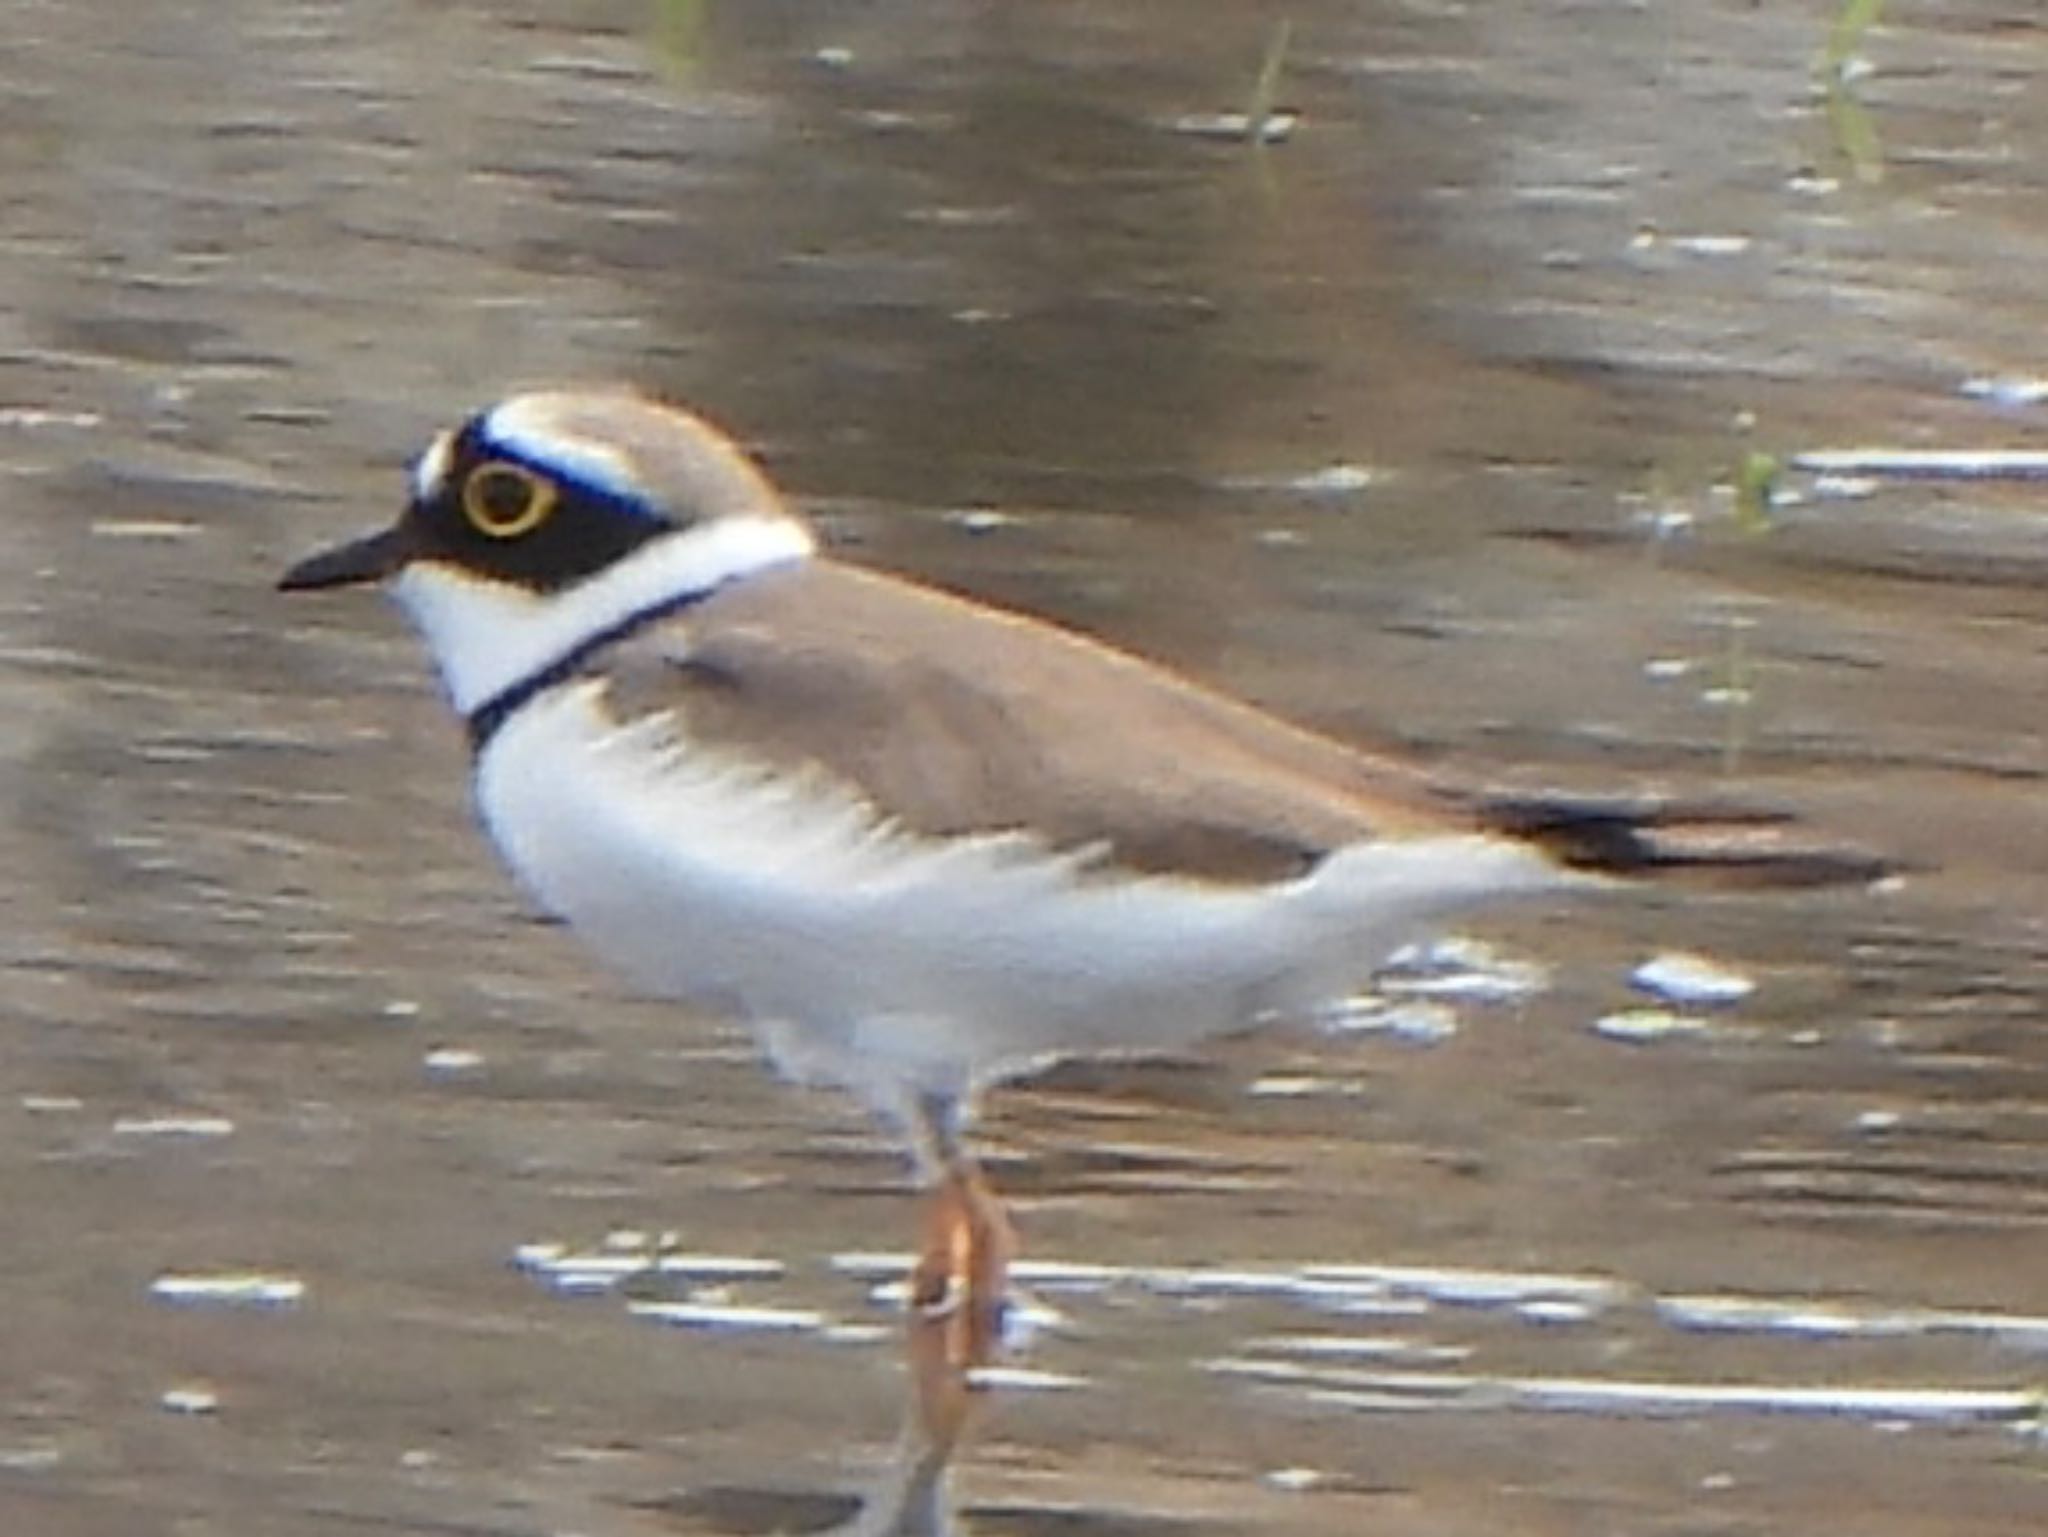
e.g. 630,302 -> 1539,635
411,430 -> 456,502
483,394 -> 644,504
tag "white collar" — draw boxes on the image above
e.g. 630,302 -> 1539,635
391,515 -> 813,716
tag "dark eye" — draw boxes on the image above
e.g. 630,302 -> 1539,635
461,461 -> 557,539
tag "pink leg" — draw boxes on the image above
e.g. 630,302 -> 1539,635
906,1160 -> 1015,1446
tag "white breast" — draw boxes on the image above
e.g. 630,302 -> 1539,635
474,683 -> 1571,1109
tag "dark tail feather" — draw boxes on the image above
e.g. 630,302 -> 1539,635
1474,795 -> 1894,891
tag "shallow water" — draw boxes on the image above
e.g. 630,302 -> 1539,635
1,2 -> 2044,1533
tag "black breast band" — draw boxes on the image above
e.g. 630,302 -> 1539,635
464,586 -> 719,754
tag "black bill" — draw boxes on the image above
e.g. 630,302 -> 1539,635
277,524 -> 410,591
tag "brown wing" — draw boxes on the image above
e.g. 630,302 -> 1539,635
605,559 -> 1465,885
602,559 -> 1889,891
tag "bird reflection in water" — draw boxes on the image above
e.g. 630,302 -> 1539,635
825,1297 -> 989,1536
660,1323 -> 981,1536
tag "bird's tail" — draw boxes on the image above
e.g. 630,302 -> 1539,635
1471,794 -> 1893,891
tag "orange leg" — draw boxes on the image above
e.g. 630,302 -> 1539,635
906,1159 -> 1015,1447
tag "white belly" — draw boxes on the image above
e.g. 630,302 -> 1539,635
474,684 -> 1568,1107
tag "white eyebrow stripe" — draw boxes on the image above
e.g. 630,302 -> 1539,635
483,397 -> 644,504
411,430 -> 456,503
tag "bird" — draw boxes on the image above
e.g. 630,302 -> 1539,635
279,388 -> 1879,1434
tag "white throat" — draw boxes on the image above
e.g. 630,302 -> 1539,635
392,515 -> 814,716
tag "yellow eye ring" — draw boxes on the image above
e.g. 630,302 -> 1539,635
461,460 -> 557,539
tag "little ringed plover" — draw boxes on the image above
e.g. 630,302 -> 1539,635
280,389 -> 1878,1428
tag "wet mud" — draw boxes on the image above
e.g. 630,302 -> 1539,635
1,2 -> 2043,1533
